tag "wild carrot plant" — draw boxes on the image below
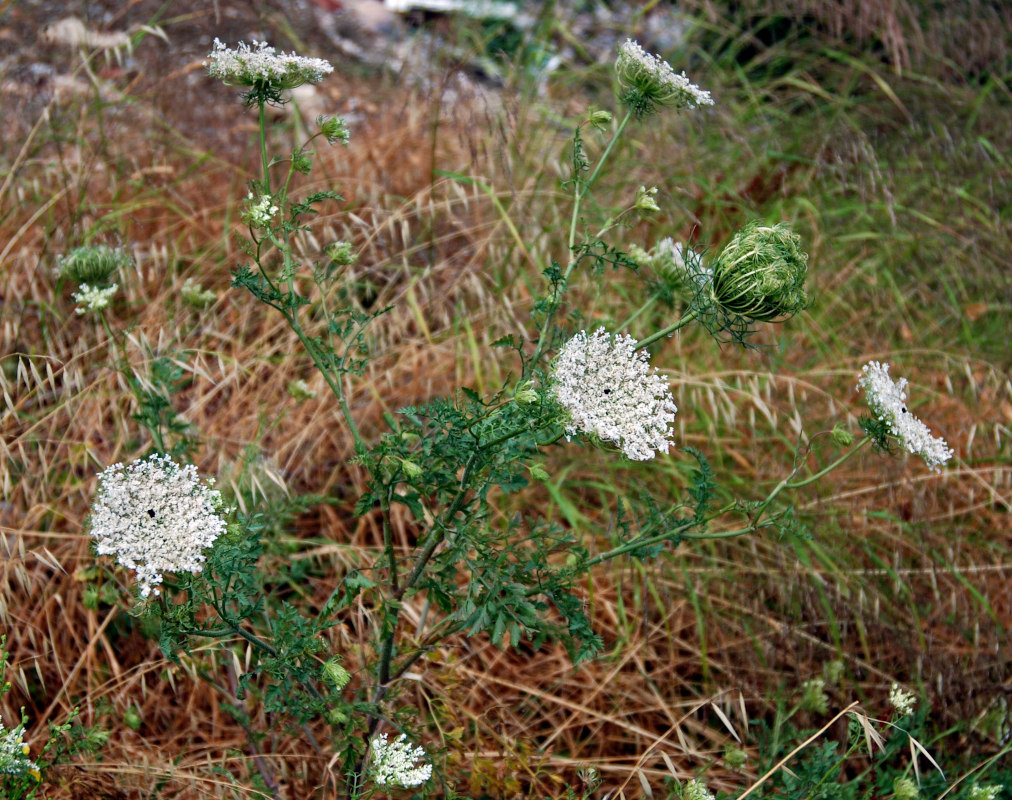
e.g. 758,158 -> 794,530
59,36 -> 964,797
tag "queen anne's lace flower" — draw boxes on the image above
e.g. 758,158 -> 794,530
858,362 -> 953,470
968,785 -> 1004,800
889,683 -> 917,716
242,192 -> 279,228
0,714 -> 39,779
615,39 -> 713,115
206,39 -> 333,91
551,328 -> 677,461
72,283 -> 118,314
370,733 -> 432,788
89,454 -> 230,598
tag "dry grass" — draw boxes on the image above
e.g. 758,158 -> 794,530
1,2 -> 1010,798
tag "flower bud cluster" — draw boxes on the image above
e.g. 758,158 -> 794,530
551,328 -> 676,461
89,454 -> 230,598
889,683 -> 917,716
857,362 -> 953,470
58,244 -> 131,286
709,221 -> 808,323
181,278 -> 217,309
684,778 -> 716,800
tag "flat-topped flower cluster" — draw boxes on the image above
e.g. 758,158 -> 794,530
370,733 -> 432,788
858,361 -> 953,470
551,328 -> 677,461
616,39 -> 713,114
89,454 -> 230,597
0,714 -> 38,779
206,38 -> 333,92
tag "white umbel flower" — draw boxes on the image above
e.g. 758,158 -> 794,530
616,39 -> 713,113
206,38 -> 333,90
72,283 -> 117,314
685,778 -> 716,800
242,192 -> 279,228
89,454 -> 230,598
551,328 -> 677,461
0,714 -> 38,778
857,361 -> 953,470
370,733 -> 432,788
968,785 -> 1004,800
889,683 -> 917,716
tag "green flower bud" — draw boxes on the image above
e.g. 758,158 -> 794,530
58,244 -> 131,286
723,745 -> 748,770
822,658 -> 845,685
322,657 -> 351,690
327,707 -> 348,725
587,107 -> 612,131
325,240 -> 357,267
635,185 -> 661,215
401,459 -> 424,479
513,380 -> 539,405
124,705 -> 142,731
318,115 -> 350,146
710,221 -> 809,323
82,585 -> 100,610
893,776 -> 919,800
799,677 -> 828,714
831,425 -> 855,447
528,464 -> 549,482
626,243 -> 652,268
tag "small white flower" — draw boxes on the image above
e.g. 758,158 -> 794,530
616,39 -> 713,113
205,38 -> 333,91
685,778 -> 716,800
0,713 -> 39,778
370,733 -> 432,788
968,785 -> 1004,800
551,328 -> 677,461
89,454 -> 230,598
652,238 -> 712,291
243,192 -> 279,228
181,277 -> 217,309
889,683 -> 917,716
857,361 -> 953,470
72,282 -> 117,314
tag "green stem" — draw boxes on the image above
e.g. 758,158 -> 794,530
634,308 -> 698,349
258,101 -> 270,193
617,294 -> 659,332
785,436 -> 871,489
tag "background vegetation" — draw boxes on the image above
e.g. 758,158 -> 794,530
0,0 -> 1009,796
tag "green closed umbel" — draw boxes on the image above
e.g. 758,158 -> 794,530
709,221 -> 809,323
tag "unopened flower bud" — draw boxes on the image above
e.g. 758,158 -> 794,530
401,460 -> 424,480
529,464 -> 549,482
514,380 -> 539,405
831,425 -> 854,447
635,185 -> 661,215
287,379 -> 316,401
723,745 -> 748,770
327,707 -> 348,725
587,107 -> 612,131
710,220 -> 808,323
124,706 -> 142,731
318,115 -> 350,146
326,240 -> 357,267
322,657 -> 351,690
58,244 -> 131,286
